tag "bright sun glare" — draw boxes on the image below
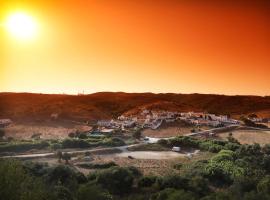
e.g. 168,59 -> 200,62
6,12 -> 38,40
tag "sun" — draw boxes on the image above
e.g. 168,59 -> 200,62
6,12 -> 38,40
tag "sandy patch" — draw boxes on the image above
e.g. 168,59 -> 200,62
218,130 -> 270,145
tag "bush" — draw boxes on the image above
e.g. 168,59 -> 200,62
78,133 -> 88,139
157,139 -> 168,146
138,176 -> 157,188
53,185 -> 74,200
77,162 -> 117,169
0,159 -> 49,200
68,132 -> 75,138
0,129 -> 5,138
156,175 -> 189,190
78,183 -> 112,200
102,137 -> 125,147
0,141 -> 50,153
61,139 -> 92,148
96,167 -> 135,194
173,163 -> 182,170
152,188 -> 196,200
45,165 -> 78,191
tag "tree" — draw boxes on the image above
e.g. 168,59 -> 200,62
0,129 -> 5,138
62,153 -> 71,164
257,175 -> 270,194
78,133 -> 88,139
0,159 -> 49,200
226,133 -> 240,145
53,185 -> 74,200
56,151 -> 63,163
132,128 -> 142,140
68,132 -> 75,138
46,165 -> 78,192
96,167 -> 134,194
78,184 -> 112,200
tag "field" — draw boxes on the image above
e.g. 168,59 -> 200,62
29,150 -> 214,176
142,126 -> 211,138
3,123 -> 91,139
218,130 -> 270,145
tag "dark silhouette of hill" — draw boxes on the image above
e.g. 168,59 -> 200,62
0,92 -> 270,122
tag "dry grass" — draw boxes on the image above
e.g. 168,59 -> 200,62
28,150 -> 214,176
4,123 -> 91,139
218,130 -> 270,145
74,151 -> 213,176
142,127 -> 192,138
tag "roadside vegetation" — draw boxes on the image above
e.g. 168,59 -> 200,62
2,135 -> 270,199
0,132 -> 126,154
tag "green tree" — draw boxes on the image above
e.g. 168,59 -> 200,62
96,167 -> 134,194
62,153 -> 71,164
53,185 -> 74,200
78,183 -> 113,200
132,128 -> 142,140
0,129 -> 5,138
0,159 -> 49,200
56,150 -> 63,163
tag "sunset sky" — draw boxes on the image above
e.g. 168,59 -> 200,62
0,0 -> 269,95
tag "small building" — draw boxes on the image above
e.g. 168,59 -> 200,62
97,120 -> 111,127
172,146 -> 181,152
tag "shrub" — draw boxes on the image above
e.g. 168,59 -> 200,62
78,183 -> 112,200
61,139 -> 91,148
157,139 -> 168,146
0,141 -> 50,153
0,129 -> 5,138
96,167 -> 135,194
78,133 -> 88,139
77,162 -> 117,169
138,176 -> 157,188
156,175 -> 189,190
68,132 -> 75,138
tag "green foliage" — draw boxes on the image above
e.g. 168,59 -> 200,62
3,136 -> 270,199
53,185 -> 74,200
257,175 -> 270,194
0,140 -> 50,153
156,175 -> 189,190
61,139 -> 92,148
76,162 -> 117,169
45,165 -> 78,192
132,128 -> 142,139
138,176 -> 157,188
152,188 -> 196,200
0,128 -> 5,138
0,159 -> 49,200
241,117 -> 268,129
78,133 -> 88,139
96,167 -> 136,194
62,152 -> 71,164
78,183 -> 113,200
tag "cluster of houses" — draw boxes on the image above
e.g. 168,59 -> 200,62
94,110 -> 240,134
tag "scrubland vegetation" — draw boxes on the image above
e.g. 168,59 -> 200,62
0,133 -> 125,154
3,136 -> 270,199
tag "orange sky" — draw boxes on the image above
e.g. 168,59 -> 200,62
1,0 -> 270,95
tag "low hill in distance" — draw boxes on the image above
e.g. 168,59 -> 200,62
0,92 -> 270,123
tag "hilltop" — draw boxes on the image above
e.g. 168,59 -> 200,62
0,92 -> 270,123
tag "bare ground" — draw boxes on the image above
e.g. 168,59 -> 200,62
218,130 -> 270,145
29,151 -> 213,176
4,123 -> 92,139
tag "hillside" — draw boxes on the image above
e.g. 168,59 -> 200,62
0,92 -> 270,123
